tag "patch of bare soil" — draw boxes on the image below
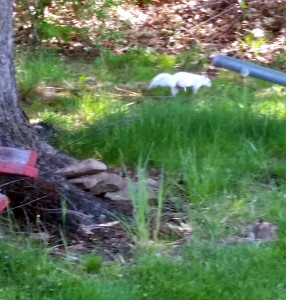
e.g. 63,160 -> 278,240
0,174 -> 134,260
0,173 -> 191,261
114,0 -> 286,62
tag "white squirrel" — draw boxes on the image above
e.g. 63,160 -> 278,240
147,72 -> 212,96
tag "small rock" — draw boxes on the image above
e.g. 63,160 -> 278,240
35,86 -> 61,102
68,172 -> 108,189
90,173 -> 126,195
245,220 -> 277,241
83,76 -> 97,83
145,178 -> 159,188
222,220 -> 278,245
104,188 -> 131,201
31,232 -> 51,242
60,159 -> 107,179
104,183 -> 157,202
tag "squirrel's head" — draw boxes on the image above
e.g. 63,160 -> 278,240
203,76 -> 212,87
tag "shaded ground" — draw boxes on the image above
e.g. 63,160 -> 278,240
0,174 -> 134,260
14,0 -> 286,63
0,173 -> 191,261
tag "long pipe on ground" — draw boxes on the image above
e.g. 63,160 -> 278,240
213,54 -> 286,86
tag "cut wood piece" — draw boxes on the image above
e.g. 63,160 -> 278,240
60,159 -> 107,179
90,173 -> 126,195
68,172 -> 108,189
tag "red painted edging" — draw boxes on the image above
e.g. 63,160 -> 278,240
0,147 -> 38,166
0,147 -> 39,178
0,162 -> 39,178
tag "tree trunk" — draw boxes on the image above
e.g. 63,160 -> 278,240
0,0 -> 121,233
0,1 -> 70,165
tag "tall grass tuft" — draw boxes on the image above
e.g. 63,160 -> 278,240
127,165 -> 151,244
15,49 -> 70,100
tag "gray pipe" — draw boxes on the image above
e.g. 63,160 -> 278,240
213,54 -> 286,86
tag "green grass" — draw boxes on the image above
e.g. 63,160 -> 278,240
94,47 -> 176,82
9,47 -> 286,299
2,238 -> 286,300
132,240 -> 286,300
15,49 -> 71,100
0,239 -> 138,300
17,47 -> 286,228
49,83 -> 286,203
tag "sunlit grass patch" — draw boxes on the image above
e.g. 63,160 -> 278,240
15,49 -> 71,100
94,47 -> 176,83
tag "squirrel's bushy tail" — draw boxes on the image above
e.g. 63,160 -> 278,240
147,73 -> 179,95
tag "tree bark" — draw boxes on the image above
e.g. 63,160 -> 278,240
0,1 -> 71,165
0,0 -> 121,233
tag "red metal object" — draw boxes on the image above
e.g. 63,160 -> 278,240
0,147 -> 39,178
0,193 -> 10,212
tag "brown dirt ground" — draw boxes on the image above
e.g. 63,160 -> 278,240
14,0 -> 286,63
